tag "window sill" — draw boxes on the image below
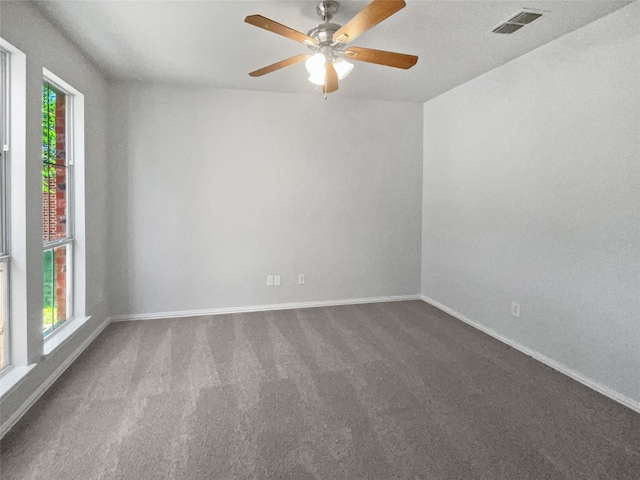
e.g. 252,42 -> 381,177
43,315 -> 91,358
0,364 -> 36,398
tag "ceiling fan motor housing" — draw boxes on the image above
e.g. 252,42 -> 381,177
308,23 -> 342,46
308,1 -> 346,59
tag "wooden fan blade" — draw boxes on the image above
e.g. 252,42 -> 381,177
249,54 -> 309,77
332,0 -> 406,44
323,62 -> 339,94
245,15 -> 316,45
344,46 -> 418,69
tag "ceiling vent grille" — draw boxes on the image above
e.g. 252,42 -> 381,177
493,9 -> 543,34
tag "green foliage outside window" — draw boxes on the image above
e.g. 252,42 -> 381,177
43,249 -> 55,333
42,85 -> 57,333
42,84 -> 57,193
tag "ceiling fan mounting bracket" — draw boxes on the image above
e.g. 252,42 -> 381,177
316,1 -> 339,22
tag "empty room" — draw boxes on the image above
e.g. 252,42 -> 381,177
0,0 -> 638,478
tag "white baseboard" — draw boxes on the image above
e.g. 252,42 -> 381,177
420,295 -> 640,414
110,294 -> 422,322
0,316 -> 112,438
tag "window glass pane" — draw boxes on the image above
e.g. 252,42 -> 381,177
42,83 -> 67,242
0,262 -> 7,370
43,249 -> 54,336
43,244 -> 70,337
0,173 -> 4,254
1,50 -> 8,369
43,164 -> 68,242
0,51 -> 5,256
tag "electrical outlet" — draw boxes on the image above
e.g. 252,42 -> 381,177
274,275 -> 281,286
298,274 -> 305,285
511,302 -> 521,318
267,275 -> 274,286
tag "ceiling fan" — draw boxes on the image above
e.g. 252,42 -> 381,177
244,0 -> 418,96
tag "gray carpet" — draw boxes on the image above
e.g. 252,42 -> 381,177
1,301 -> 639,479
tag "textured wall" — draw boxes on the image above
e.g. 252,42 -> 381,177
422,2 -> 640,405
107,84 -> 423,316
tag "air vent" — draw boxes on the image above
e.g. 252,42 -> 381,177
508,11 -> 542,25
493,9 -> 543,34
493,23 -> 524,34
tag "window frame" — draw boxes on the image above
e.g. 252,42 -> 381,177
42,80 -> 75,336
0,37 -> 30,394
0,48 -> 10,372
41,68 -> 87,354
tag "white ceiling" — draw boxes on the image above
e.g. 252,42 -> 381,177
33,0 -> 632,103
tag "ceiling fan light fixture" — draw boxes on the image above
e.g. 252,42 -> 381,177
333,57 -> 353,79
307,56 -> 353,85
305,52 -> 326,75
308,71 -> 326,86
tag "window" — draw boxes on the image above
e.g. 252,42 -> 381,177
40,69 -> 86,348
0,38 -> 29,392
0,49 -> 9,370
42,81 -> 73,336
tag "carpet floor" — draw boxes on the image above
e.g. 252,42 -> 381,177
1,300 -> 639,479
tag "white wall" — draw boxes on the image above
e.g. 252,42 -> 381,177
422,1 -> 640,407
0,1 -> 111,427
108,85 -> 423,316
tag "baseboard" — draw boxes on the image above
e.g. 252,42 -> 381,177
0,316 -> 112,438
110,295 -> 422,322
420,295 -> 640,414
